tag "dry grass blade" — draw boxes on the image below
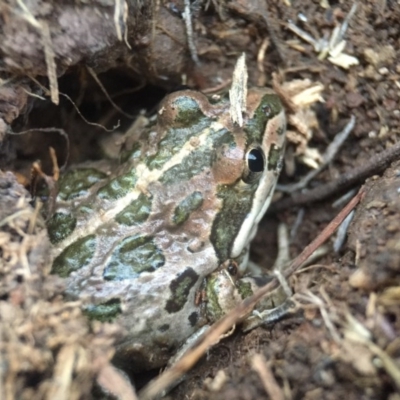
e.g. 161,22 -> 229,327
271,140 -> 400,212
114,0 -> 131,49
40,21 -> 59,105
344,312 -> 400,390
16,0 -> 59,104
251,353 -> 285,400
229,53 -> 248,127
183,0 -> 199,64
97,364 -> 139,400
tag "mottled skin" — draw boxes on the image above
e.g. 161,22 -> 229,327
205,262 -> 291,333
47,88 -> 286,371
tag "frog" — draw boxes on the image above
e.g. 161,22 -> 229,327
46,86 -> 287,372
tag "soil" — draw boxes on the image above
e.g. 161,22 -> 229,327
1,1 -> 400,399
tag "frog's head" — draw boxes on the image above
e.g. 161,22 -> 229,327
209,87 -> 286,266
153,88 -> 285,268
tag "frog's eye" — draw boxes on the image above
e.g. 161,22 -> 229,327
242,146 -> 265,183
247,148 -> 264,172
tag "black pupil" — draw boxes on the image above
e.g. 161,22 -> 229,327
227,262 -> 237,276
247,148 -> 264,172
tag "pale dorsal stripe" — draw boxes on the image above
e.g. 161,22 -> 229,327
52,120 -> 225,257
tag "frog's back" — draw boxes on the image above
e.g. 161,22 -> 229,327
47,88 -> 286,371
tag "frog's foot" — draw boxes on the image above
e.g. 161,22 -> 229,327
205,264 -> 296,323
205,222 -> 299,331
241,298 -> 299,332
241,221 -> 298,331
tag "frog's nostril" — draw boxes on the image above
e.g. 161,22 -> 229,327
262,104 -> 272,117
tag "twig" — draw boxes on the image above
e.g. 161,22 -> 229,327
295,290 -> 341,343
251,354 -> 285,400
289,208 -> 304,241
202,78 -> 232,94
287,3 -> 358,68
16,0 -> 59,104
183,0 -> 200,64
333,210 -> 354,253
97,363 -> 138,400
27,75 -> 119,132
285,187 -> 365,271
256,38 -> 270,87
114,0 -> 131,49
21,87 -> 46,101
277,115 -> 355,193
270,141 -> 400,212
86,66 -> 137,119
60,92 -> 121,132
49,147 -> 60,180
273,223 -> 292,297
40,21 -> 59,105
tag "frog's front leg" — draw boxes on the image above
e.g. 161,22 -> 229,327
206,223 -> 298,332
238,277 -> 298,333
205,267 -> 297,332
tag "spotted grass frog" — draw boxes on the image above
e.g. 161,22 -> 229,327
46,87 -> 286,372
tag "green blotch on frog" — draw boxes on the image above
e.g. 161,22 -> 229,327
165,267 -> 199,313
237,280 -> 253,300
115,193 -> 152,226
84,298 -> 122,322
276,126 -> 285,136
57,168 -> 107,201
103,235 -> 165,280
245,94 -> 283,143
97,168 -> 137,200
159,128 -> 233,185
172,191 -> 204,225
210,183 -> 256,262
188,311 -> 199,327
205,273 -> 224,321
147,95 -> 212,171
47,212 -> 77,244
171,95 -> 207,127
51,234 -> 96,277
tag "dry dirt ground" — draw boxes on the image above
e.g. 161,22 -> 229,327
1,1 -> 400,399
